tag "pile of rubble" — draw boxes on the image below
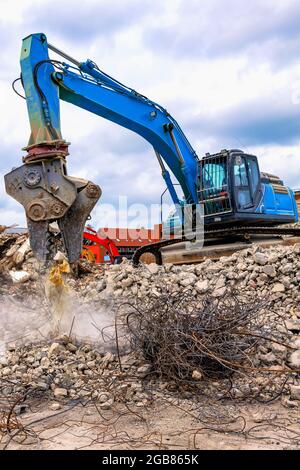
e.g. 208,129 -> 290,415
0,232 -> 39,284
0,335 -> 153,410
1,231 -> 300,310
0,318 -> 299,408
0,232 -> 300,407
80,243 -> 300,307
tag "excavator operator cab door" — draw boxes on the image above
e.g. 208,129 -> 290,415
231,153 -> 261,212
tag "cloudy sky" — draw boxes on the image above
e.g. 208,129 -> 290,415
1,0 -> 300,229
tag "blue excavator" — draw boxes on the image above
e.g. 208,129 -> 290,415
4,33 -> 299,265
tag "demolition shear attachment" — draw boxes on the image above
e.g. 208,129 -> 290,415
5,148 -> 101,263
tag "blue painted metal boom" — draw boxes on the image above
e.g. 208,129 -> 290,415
20,33 -> 199,206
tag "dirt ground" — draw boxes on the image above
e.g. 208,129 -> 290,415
1,234 -> 300,451
1,397 -> 300,450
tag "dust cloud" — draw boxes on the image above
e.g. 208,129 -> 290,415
0,276 -> 121,359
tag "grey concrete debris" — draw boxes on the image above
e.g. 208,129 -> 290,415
1,232 -> 300,406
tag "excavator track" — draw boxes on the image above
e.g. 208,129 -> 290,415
132,226 -> 300,266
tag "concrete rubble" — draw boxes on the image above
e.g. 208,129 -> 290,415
0,232 -> 300,408
1,232 -> 300,307
0,336 -> 160,409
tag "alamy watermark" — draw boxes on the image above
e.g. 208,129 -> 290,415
93,196 -> 205,250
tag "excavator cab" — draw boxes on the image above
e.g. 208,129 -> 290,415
198,149 -> 298,228
164,148 -> 297,236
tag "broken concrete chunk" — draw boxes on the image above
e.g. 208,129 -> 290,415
9,270 -> 30,284
146,263 -> 159,275
292,243 -> 300,254
288,350 -> 300,369
6,245 -> 19,258
280,263 -> 294,274
253,253 -> 268,265
272,283 -> 285,293
50,402 -> 62,411
53,251 -> 68,262
214,276 -> 226,290
195,279 -> 209,293
53,388 -> 68,398
281,397 -> 299,409
122,277 -> 134,288
262,265 -> 276,277
137,364 -> 152,378
259,352 -> 277,365
40,357 -> 50,368
66,343 -> 77,353
48,343 -> 65,357
290,385 -> 300,401
99,398 -> 114,410
12,239 -> 31,266
180,275 -> 196,287
285,320 -> 300,332
98,392 -> 111,403
101,352 -> 114,368
192,370 -> 203,381
212,286 -> 226,297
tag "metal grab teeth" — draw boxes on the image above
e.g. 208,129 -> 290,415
5,156 -> 101,263
45,230 -> 62,262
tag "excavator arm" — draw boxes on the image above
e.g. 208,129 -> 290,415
5,33 -> 199,263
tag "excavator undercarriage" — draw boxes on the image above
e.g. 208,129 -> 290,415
133,226 -> 300,266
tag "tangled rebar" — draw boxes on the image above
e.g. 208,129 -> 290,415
120,290 -> 292,383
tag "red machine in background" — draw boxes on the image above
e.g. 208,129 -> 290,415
82,226 -> 122,264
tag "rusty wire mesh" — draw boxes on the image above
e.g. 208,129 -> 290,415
119,290 -> 291,383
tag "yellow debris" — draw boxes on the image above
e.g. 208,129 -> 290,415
81,247 -> 96,263
49,259 -> 70,286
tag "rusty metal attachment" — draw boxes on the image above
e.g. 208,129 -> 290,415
86,182 -> 101,199
4,151 -> 101,263
22,142 -> 70,163
27,200 -> 48,221
23,168 -> 42,187
51,202 -> 65,217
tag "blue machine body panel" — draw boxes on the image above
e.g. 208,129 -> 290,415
20,34 -> 62,145
257,184 -> 299,221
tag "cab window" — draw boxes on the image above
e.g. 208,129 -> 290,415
234,157 -> 252,209
202,162 -> 227,190
247,158 -> 260,195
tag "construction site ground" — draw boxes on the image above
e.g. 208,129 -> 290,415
1,231 -> 300,450
3,398 -> 299,450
